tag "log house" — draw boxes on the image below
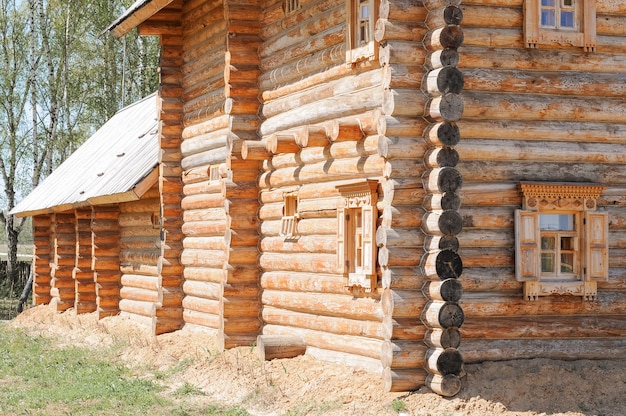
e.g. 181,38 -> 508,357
13,0 -> 626,397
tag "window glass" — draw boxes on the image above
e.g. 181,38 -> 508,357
540,214 -> 575,231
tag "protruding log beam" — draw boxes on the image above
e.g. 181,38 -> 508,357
421,249 -> 463,280
425,26 -> 464,50
426,48 -> 460,70
424,328 -> 461,349
426,66 -> 464,96
295,125 -> 329,148
267,133 -> 300,154
426,373 -> 462,397
241,140 -> 269,160
425,347 -> 463,376
423,235 -> 459,253
422,278 -> 463,302
421,300 -> 464,329
328,119 -> 365,142
381,340 -> 428,369
422,210 -> 463,236
256,335 -> 307,361
425,121 -> 460,147
428,93 -> 464,121
423,192 -> 461,211
382,367 -> 428,392
422,167 -> 463,194
424,146 -> 459,168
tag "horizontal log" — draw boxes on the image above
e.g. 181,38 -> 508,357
460,338 -> 626,363
382,367 -> 428,392
376,227 -> 424,248
424,327 -> 461,349
119,298 -> 156,318
378,246 -> 423,268
262,324 -> 384,361
267,133 -> 299,154
423,278 -> 463,302
425,347 -> 463,376
260,271 -> 345,294
421,300 -> 464,328
381,340 -> 427,369
381,289 -> 426,319
425,373 -> 461,397
241,140 -> 271,160
256,335 -> 306,361
262,289 -> 384,321
120,286 -> 159,303
182,295 -> 220,315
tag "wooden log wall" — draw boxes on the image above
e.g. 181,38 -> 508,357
50,212 -> 76,312
154,0 -> 185,335
376,0 -> 431,393
74,208 -> 97,314
92,205 -> 121,319
32,215 -> 52,306
457,0 -> 626,362
177,0 -> 263,347
118,187 -> 169,330
257,0 -> 389,375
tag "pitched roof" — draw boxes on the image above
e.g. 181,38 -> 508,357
11,93 -> 160,218
106,0 -> 173,38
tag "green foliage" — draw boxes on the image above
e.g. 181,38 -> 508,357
392,398 -> 407,412
0,326 -> 169,415
173,382 -> 206,397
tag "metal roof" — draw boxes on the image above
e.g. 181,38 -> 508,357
11,93 -> 160,218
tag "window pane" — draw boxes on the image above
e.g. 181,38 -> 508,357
561,236 -> 574,250
561,253 -> 574,273
561,11 -> 574,27
541,10 -> 555,26
541,236 -> 556,250
542,253 -> 555,273
540,214 -> 574,231
562,0 -> 572,6
542,0 -> 555,5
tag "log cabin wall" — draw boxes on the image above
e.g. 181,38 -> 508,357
32,215 -> 53,306
50,212 -> 77,312
117,186 -> 167,331
74,208 -> 97,314
457,0 -> 626,362
150,0 -> 186,335
177,0 -> 263,348
92,205 -> 122,319
256,0 -> 393,375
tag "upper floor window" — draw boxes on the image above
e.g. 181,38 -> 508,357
515,182 -> 608,301
524,0 -> 596,51
346,0 -> 378,65
280,192 -> 299,238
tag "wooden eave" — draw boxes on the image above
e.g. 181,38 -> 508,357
13,167 -> 159,218
106,0 -> 174,38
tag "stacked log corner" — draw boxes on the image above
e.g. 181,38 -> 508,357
74,208 -> 97,314
420,0 -> 465,397
50,212 -> 76,312
154,0 -> 185,336
32,214 -> 52,306
377,0 -> 430,392
92,205 -> 121,319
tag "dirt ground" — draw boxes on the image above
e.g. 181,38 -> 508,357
8,304 -> 626,416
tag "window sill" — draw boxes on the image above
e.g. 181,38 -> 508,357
523,280 -> 597,301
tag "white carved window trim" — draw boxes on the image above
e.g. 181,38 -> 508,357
280,192 -> 299,238
515,182 -> 608,301
346,0 -> 378,65
336,180 -> 378,294
524,0 -> 596,52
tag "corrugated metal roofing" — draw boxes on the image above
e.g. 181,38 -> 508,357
11,93 -> 160,217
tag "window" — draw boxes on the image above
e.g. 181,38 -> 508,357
284,0 -> 300,14
524,0 -> 596,51
336,180 -> 378,293
280,193 -> 299,238
515,182 -> 608,300
346,0 -> 378,65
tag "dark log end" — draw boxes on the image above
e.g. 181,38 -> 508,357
438,67 -> 464,95
435,249 -> 463,279
438,302 -> 464,328
426,373 -> 462,397
425,327 -> 462,349
444,6 -> 464,26
438,121 -> 460,146
437,167 -> 463,193
441,191 -> 461,211
438,210 -> 463,236
439,26 -> 464,49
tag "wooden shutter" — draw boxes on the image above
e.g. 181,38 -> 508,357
584,211 -> 608,281
583,0 -> 596,52
337,207 -> 347,274
361,205 -> 375,275
515,210 -> 540,281
524,0 -> 539,48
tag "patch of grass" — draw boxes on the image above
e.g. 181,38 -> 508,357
0,325 -> 169,415
204,405 -> 251,416
392,398 -> 407,412
173,381 -> 206,397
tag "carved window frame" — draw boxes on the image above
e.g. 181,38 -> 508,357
346,0 -> 378,65
280,192 -> 299,238
524,0 -> 596,52
515,182 -> 608,301
336,180 -> 378,294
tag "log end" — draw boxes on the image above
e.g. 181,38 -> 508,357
257,335 -> 307,361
